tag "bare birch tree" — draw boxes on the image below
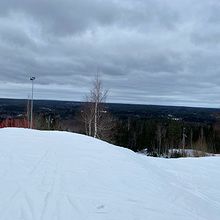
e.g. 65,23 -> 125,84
91,75 -> 108,138
80,75 -> 115,140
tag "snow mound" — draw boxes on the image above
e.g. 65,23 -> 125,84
0,128 -> 220,220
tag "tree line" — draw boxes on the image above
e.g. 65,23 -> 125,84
114,118 -> 220,155
33,75 -> 220,156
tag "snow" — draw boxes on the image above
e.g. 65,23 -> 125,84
0,128 -> 220,220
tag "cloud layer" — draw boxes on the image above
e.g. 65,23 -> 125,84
0,0 -> 220,107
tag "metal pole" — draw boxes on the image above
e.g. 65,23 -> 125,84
30,76 -> 35,129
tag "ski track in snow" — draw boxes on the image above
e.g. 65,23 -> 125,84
0,128 -> 220,220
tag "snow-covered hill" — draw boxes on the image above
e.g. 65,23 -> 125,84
0,128 -> 219,220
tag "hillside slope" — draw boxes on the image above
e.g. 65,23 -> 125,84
0,128 -> 219,220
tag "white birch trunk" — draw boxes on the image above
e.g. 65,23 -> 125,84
94,101 -> 98,138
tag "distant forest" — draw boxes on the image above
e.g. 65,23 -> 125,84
1,98 -> 220,155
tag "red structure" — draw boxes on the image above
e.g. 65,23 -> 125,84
0,118 -> 29,128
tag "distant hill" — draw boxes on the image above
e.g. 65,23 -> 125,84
0,98 -> 219,123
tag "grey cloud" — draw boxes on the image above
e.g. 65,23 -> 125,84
1,0 -> 120,35
0,0 -> 220,107
1,0 -> 181,35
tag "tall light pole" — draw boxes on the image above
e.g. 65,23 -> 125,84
30,76 -> 36,129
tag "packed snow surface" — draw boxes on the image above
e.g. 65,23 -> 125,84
0,128 -> 220,220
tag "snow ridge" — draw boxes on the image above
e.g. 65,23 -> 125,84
0,128 -> 219,220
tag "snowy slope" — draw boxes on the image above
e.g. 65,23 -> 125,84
0,128 -> 220,220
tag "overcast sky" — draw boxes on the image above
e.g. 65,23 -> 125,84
0,0 -> 220,107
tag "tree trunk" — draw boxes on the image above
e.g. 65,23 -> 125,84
94,101 -> 98,138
